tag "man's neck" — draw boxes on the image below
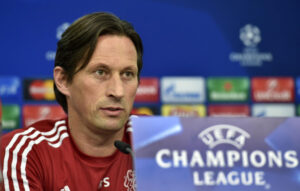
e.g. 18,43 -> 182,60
68,119 -> 125,157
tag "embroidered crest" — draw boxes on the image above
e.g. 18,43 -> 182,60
124,169 -> 136,191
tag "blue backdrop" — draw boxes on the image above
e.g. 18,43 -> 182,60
1,0 -> 299,78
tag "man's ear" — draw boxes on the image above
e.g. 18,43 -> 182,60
53,66 -> 70,97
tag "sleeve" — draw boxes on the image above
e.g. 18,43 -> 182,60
1,133 -> 44,191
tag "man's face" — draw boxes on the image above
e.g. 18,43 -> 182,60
66,35 -> 138,132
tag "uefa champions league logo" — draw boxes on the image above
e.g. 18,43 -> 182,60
239,24 -> 261,47
198,124 -> 250,149
229,24 -> 273,67
154,120 -> 299,189
45,22 -> 70,61
56,22 -> 70,40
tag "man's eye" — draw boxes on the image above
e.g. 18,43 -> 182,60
96,70 -> 105,76
123,71 -> 135,78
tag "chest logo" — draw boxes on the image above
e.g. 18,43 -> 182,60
60,185 -> 70,191
124,169 -> 136,191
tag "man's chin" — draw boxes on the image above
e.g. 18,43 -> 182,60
92,113 -> 128,130
96,119 -> 125,130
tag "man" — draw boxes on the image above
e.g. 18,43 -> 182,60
1,12 -> 143,190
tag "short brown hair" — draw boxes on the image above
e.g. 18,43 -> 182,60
54,12 -> 143,113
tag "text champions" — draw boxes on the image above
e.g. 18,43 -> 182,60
155,149 -> 299,187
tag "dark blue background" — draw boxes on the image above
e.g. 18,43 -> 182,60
1,0 -> 299,78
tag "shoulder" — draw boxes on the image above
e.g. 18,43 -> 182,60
125,115 -> 140,133
1,118 -> 68,190
126,114 -> 148,128
1,118 -> 69,154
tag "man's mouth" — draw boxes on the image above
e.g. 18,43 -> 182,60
104,107 -> 123,110
100,107 -> 124,116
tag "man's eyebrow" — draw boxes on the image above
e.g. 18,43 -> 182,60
90,63 -> 138,71
92,63 -> 110,69
123,66 -> 138,71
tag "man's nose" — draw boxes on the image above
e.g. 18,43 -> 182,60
106,74 -> 124,99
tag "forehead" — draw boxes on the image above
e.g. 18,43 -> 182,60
90,35 -> 137,65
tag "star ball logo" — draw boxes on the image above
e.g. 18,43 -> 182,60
239,24 -> 261,47
230,24 -> 273,67
45,22 -> 70,61
155,124 -> 299,189
56,23 -> 70,40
